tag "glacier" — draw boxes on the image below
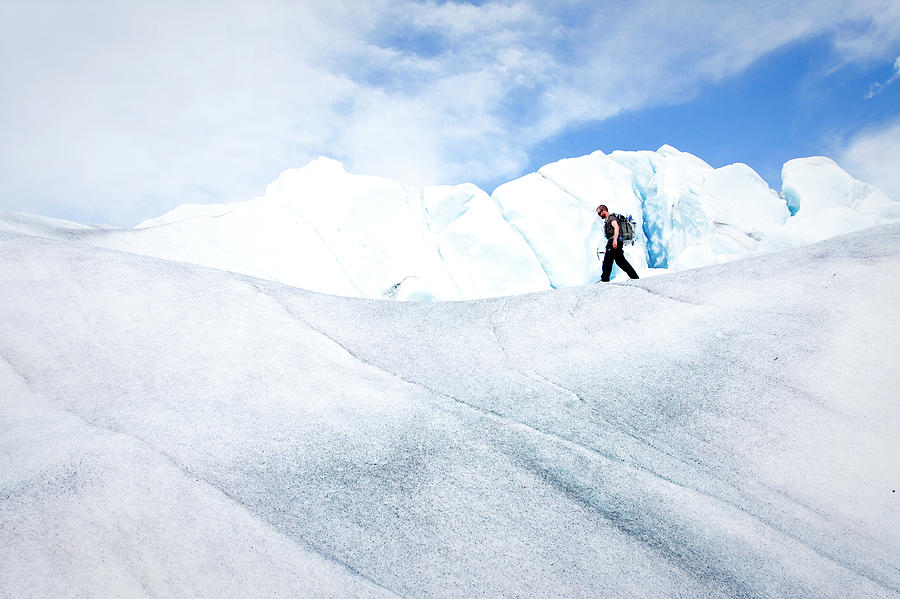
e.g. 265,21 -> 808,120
1,222 -> 898,597
1,146 -> 896,301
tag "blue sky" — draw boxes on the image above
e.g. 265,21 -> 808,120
529,33 -> 900,192
1,0 -> 899,226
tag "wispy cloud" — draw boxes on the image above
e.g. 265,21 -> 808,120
865,56 -> 900,98
1,0 -> 900,225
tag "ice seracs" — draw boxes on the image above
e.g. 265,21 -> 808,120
1,147 -> 897,300
423,183 -> 549,300
617,145 -> 790,271
760,156 -> 900,251
493,151 -> 647,288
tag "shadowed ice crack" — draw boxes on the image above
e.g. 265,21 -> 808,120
626,281 -> 800,319
0,351 -> 33,387
489,194 -> 556,288
487,299 -> 584,401
623,282 -> 706,307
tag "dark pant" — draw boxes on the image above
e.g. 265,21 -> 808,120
601,239 -> 639,282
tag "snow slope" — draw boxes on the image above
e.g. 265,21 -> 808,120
2,224 -> 898,597
1,148 -> 896,301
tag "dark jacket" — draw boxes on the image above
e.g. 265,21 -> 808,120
604,214 -> 620,240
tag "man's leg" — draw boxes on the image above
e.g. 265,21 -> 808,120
600,242 -> 615,282
613,250 -> 639,279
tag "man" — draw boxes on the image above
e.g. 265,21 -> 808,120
597,204 -> 639,282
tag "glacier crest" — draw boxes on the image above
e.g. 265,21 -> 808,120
1,147 -> 897,300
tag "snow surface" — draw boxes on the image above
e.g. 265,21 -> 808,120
1,147 -> 896,301
2,224 -> 899,597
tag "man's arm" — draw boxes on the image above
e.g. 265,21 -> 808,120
611,217 -> 619,249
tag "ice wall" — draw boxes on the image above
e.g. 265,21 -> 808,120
423,184 -> 549,299
2,148 -> 898,300
760,156 -> 900,251
491,151 -> 648,288
606,146 -> 790,270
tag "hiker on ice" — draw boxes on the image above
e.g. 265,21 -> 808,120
597,204 -> 639,282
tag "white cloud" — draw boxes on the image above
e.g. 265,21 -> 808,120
0,0 -> 364,223
830,0 -> 900,64
1,0 -> 900,225
837,121 -> 900,201
865,56 -> 900,98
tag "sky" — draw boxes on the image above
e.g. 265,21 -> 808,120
1,0 -> 899,227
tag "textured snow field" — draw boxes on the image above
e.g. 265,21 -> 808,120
1,224 -> 899,597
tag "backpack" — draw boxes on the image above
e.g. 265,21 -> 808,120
612,213 -> 636,243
